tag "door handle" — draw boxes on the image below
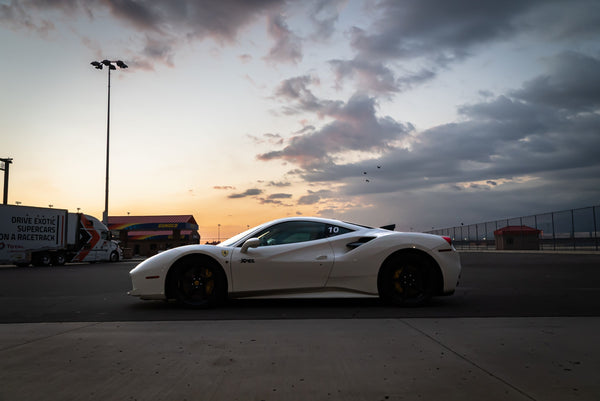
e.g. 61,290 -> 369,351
316,255 -> 328,261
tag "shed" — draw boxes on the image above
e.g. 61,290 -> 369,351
494,225 -> 541,250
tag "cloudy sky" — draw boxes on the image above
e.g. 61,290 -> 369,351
1,0 -> 599,238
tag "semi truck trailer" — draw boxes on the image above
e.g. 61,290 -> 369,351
0,204 -> 122,266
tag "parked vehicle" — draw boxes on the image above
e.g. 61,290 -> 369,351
129,216 -> 462,307
0,204 -> 122,266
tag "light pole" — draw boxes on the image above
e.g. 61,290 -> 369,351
0,158 -> 12,205
90,59 -> 128,224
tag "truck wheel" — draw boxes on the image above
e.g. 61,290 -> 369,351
53,253 -> 67,266
34,253 -> 52,267
110,251 -> 119,263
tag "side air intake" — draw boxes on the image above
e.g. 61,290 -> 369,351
346,237 -> 376,250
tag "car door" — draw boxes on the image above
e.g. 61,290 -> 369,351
229,221 -> 335,292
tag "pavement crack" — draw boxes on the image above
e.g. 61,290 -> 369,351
0,322 -> 102,353
400,319 -> 538,401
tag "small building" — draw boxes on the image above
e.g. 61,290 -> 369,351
108,215 -> 200,257
494,225 -> 541,250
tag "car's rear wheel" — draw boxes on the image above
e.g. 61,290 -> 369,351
171,257 -> 226,308
378,253 -> 434,306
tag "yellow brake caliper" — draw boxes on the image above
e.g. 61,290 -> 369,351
393,268 -> 404,293
204,268 -> 214,295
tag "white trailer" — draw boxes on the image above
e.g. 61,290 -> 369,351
0,204 -> 122,266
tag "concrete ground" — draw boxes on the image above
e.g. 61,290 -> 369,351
1,317 -> 598,401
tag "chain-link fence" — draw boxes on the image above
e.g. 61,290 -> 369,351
427,205 -> 600,251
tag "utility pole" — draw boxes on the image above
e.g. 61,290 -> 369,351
1,158 -> 13,205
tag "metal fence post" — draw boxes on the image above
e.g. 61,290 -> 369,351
594,206 -> 598,251
551,212 -> 556,251
571,209 -> 575,250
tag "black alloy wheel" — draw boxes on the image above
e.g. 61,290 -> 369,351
174,260 -> 224,308
378,253 -> 434,306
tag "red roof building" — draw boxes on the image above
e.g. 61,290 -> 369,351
494,225 -> 541,250
108,215 -> 200,257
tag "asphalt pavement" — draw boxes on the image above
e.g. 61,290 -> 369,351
1,251 -> 599,401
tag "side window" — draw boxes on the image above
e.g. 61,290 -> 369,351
324,225 -> 353,238
255,221 -> 328,246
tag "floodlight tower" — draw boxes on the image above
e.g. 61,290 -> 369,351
90,60 -> 128,224
1,158 -> 13,205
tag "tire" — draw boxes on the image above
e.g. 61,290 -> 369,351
378,253 -> 435,306
34,253 -> 52,267
171,257 -> 226,308
109,251 -> 119,263
53,253 -> 67,266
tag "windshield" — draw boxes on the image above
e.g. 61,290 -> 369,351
218,221 -> 270,247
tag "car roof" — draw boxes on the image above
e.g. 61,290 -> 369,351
219,216 -> 375,247
263,216 -> 370,230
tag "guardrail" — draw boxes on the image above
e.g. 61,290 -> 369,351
426,205 -> 599,251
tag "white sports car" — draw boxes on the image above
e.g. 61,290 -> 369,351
129,217 -> 461,307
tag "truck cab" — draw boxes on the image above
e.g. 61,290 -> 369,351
69,214 -> 123,263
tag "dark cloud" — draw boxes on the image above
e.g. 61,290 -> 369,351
268,193 -> 293,199
5,0 -> 596,77
256,192 -> 293,206
228,188 -> 263,199
264,12 -> 303,64
329,59 -> 401,95
349,0 -> 536,61
331,0 -> 600,94
103,0 -> 163,32
511,51 -> 600,112
274,75 -> 343,115
1,0 -> 283,67
248,133 -> 284,146
0,0 -> 57,34
258,92 -> 413,167
330,58 -> 438,95
286,51 -> 600,227
268,181 -> 291,187
307,0 -> 344,41
298,189 -> 334,205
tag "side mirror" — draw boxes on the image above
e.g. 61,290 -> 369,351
241,238 -> 261,253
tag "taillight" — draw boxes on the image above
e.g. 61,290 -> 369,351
442,236 -> 452,246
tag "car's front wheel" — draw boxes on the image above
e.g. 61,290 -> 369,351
171,257 -> 226,308
378,253 -> 435,306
